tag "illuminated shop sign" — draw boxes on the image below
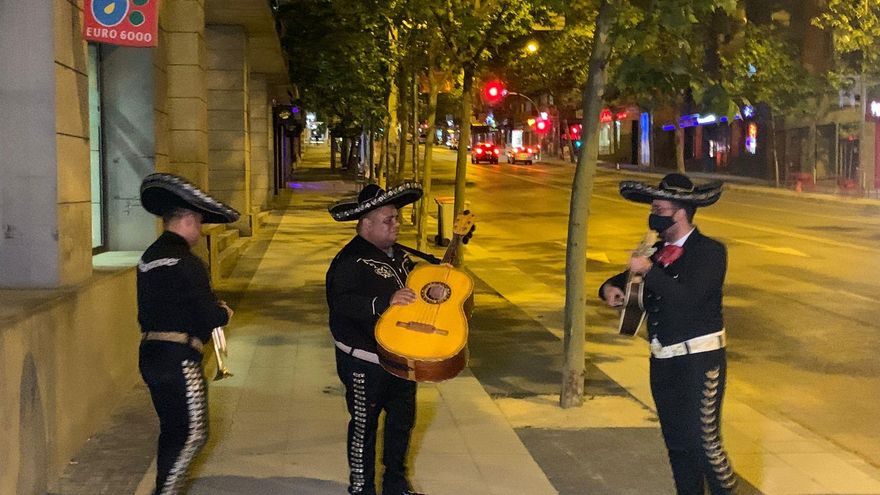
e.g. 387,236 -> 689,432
745,123 -> 758,154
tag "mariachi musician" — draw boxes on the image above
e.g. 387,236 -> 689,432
325,182 -> 428,495
137,173 -> 238,495
599,173 -> 736,495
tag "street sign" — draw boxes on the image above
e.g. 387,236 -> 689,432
84,0 -> 159,48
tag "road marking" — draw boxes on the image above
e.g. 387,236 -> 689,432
476,165 -> 880,254
729,238 -> 810,257
837,289 -> 879,304
553,240 -> 610,263
723,198 -> 880,225
588,251 -> 611,263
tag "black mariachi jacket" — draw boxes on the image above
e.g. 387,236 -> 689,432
326,235 -> 415,354
601,228 -> 727,346
137,231 -> 230,347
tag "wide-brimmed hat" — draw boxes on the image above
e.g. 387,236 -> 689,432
329,181 -> 423,221
140,173 -> 240,224
619,173 -> 723,207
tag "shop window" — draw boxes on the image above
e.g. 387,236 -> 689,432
599,122 -> 612,155
87,44 -> 106,253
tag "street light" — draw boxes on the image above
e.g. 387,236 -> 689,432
506,91 -> 538,109
526,40 -> 539,53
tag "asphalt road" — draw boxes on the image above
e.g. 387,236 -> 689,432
422,145 -> 880,467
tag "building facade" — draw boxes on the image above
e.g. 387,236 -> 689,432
0,0 -> 291,492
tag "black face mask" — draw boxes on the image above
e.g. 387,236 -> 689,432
648,213 -> 676,233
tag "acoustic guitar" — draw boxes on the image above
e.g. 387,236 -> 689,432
375,212 -> 475,382
618,231 -> 658,336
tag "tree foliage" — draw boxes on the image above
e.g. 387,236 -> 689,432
721,23 -> 822,116
279,0 -> 398,130
813,0 -> 880,79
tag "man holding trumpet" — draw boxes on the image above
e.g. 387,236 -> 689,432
137,173 -> 238,495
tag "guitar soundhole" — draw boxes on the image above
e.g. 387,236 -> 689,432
421,282 -> 451,304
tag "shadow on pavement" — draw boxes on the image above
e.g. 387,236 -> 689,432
189,475 -> 347,494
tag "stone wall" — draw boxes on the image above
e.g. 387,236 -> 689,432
0,267 -> 140,494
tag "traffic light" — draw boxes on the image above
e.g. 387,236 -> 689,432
482,80 -> 506,105
534,118 -> 550,134
569,124 -> 582,140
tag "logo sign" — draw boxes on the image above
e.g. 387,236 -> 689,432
84,0 -> 159,47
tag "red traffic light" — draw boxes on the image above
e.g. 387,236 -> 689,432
535,118 -> 549,134
482,81 -> 506,105
569,124 -> 582,140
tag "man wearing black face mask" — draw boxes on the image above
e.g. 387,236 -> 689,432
599,173 -> 736,495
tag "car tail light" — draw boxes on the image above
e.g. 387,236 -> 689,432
475,147 -> 483,154
493,147 -> 500,154
526,147 -> 533,153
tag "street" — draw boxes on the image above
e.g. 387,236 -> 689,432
422,146 -> 880,467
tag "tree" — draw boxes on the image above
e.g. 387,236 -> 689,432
279,0 -> 391,171
560,0 -> 614,408
721,23 -> 824,185
609,0 -> 738,172
814,0 -> 880,189
429,0 -> 538,263
559,0 -> 737,407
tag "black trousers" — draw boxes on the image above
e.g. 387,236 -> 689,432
650,349 -> 736,495
139,342 -> 209,495
336,349 -> 417,495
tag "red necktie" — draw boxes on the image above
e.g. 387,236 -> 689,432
654,245 -> 684,267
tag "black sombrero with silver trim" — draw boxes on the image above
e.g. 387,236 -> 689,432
140,173 -> 240,224
329,181 -> 423,221
619,173 -> 723,207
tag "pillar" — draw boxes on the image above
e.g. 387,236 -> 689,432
0,0 -> 91,287
206,25 -> 250,234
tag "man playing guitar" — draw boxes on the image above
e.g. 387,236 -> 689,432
600,173 -> 735,495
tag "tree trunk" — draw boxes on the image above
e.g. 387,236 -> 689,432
368,123 -> 375,180
378,115 -> 389,187
330,133 -> 338,170
675,121 -> 686,172
452,64 -> 474,267
418,71 -> 440,251
386,55 -> 400,185
561,0 -> 614,409
341,138 -> 351,169
412,73 -> 420,180
769,114 -> 780,187
411,71 -> 420,224
396,71 -> 408,183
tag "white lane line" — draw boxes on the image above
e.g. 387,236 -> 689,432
837,289 -> 879,304
729,238 -> 810,257
553,240 -> 611,263
478,165 -> 880,254
722,198 -> 880,224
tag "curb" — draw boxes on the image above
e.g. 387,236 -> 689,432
540,156 -> 880,208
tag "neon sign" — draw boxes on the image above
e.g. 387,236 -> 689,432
745,123 -> 757,154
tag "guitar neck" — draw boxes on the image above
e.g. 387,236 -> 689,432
441,235 -> 461,265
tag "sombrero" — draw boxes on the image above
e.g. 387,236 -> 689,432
329,181 -> 423,221
619,173 -> 723,207
140,173 -> 240,224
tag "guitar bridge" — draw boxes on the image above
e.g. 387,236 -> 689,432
396,321 -> 449,336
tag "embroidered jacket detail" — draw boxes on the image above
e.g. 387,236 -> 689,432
358,258 -> 404,288
138,257 -> 180,272
699,366 -> 736,490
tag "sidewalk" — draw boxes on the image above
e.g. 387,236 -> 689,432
50,146 -> 880,495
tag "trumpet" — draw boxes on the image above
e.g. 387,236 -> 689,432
212,327 -> 233,381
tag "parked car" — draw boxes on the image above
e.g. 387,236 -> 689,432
506,145 -> 539,164
470,142 -> 500,164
